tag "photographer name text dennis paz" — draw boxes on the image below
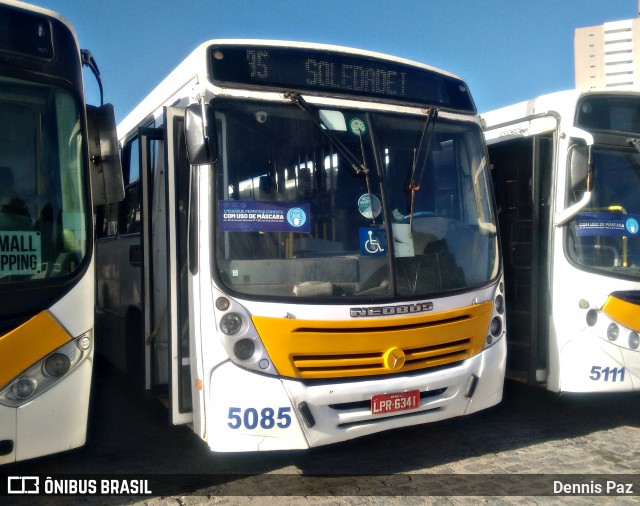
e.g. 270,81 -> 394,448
0,231 -> 41,276
3,475 -> 640,497
554,480 -> 634,495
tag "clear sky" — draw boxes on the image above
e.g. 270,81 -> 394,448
32,0 -> 638,122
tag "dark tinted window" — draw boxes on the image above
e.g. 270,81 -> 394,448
576,95 -> 640,135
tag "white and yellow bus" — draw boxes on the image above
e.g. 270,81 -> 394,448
0,0 -> 122,463
96,40 -> 506,451
483,90 -> 640,392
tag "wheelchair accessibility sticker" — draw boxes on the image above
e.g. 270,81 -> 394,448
360,227 -> 387,256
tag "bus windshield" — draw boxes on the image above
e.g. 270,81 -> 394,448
213,98 -> 498,299
0,76 -> 88,284
567,146 -> 640,279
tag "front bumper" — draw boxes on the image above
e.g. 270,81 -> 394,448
206,338 -> 505,451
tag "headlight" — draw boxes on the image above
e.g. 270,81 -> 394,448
490,317 -> 502,336
629,332 -> 640,350
214,295 -> 278,376
12,378 -> 36,400
220,313 -> 243,335
484,280 -> 506,349
586,309 -> 598,327
607,323 -> 619,341
0,331 -> 92,407
234,339 -> 255,360
44,353 -> 71,377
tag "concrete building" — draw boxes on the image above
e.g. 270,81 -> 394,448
575,11 -> 640,90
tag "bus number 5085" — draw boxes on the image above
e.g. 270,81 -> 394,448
227,407 -> 292,430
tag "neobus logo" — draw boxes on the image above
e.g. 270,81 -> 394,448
350,302 -> 433,318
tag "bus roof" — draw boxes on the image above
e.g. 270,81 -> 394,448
482,88 -> 640,131
481,90 -> 583,129
117,39 -> 472,139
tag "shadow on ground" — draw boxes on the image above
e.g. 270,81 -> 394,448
4,357 -> 640,504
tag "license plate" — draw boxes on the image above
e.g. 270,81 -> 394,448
371,389 -> 420,415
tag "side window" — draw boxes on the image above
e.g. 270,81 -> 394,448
119,137 -> 141,235
127,137 -> 140,185
96,201 -> 119,238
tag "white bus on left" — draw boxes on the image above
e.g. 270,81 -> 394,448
0,0 -> 122,464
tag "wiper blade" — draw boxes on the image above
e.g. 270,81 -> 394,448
284,92 -> 367,176
286,92 -> 379,225
407,108 -> 438,234
627,137 -> 640,155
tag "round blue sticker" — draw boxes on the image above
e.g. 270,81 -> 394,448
357,193 -> 382,219
287,207 -> 307,228
626,217 -> 639,235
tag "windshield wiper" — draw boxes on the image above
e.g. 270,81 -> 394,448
407,108 -> 438,234
285,92 -> 366,175
628,137 -> 640,155
285,92 -> 378,224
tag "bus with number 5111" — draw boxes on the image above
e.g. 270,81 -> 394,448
95,39 -> 506,451
483,89 -> 640,393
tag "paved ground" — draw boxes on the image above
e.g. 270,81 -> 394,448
3,358 -> 640,505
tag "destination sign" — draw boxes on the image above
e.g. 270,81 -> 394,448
0,5 -> 53,60
207,45 -> 476,113
576,95 -> 640,135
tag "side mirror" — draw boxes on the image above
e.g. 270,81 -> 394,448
185,103 -> 217,165
569,143 -> 591,193
87,104 -> 124,206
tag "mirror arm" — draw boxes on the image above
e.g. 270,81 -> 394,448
555,127 -> 594,227
81,49 -> 104,106
554,190 -> 591,227
199,94 -> 210,148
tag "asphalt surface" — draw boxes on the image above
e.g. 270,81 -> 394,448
3,357 -> 640,505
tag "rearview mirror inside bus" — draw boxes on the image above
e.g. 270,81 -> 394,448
185,103 -> 217,165
87,103 -> 125,206
319,110 -> 347,131
569,143 -> 591,193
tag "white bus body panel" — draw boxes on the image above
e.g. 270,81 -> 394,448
0,261 -> 95,464
15,358 -> 92,461
550,252 -> 640,392
201,286 -> 505,451
207,339 -> 505,451
0,355 -> 92,464
483,89 -> 640,393
49,260 -> 94,338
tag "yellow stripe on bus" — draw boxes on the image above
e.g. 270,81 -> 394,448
254,302 -> 492,379
602,295 -> 640,332
0,311 -> 72,388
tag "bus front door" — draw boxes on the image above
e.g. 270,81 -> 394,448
141,115 -> 194,425
489,134 -> 553,385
